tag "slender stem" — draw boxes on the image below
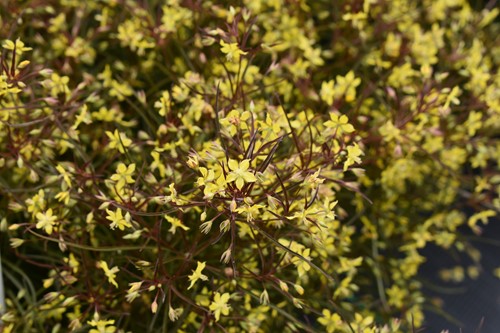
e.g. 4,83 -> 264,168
371,238 -> 390,312
0,247 -> 6,324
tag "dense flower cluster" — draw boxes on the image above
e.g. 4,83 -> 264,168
0,0 -> 498,332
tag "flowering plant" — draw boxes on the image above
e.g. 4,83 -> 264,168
0,1 -> 498,332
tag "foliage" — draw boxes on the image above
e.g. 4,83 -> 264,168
0,0 -> 499,332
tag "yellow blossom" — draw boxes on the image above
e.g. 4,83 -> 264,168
55,191 -> 70,205
151,151 -> 167,178
318,309 -> 343,333
320,80 -> 335,105
110,163 -> 136,192
209,292 -> 231,321
56,164 -> 72,188
71,104 -> 92,130
2,38 -> 32,54
154,91 -> 171,116
344,143 -> 363,171
220,40 -> 247,62
169,307 -> 182,321
106,129 -> 132,154
63,253 -> 80,274
164,215 -> 190,234
35,208 -> 58,235
97,261 -> 120,288
106,208 -> 132,230
26,189 -> 46,215
88,313 -> 116,333
324,114 -> 355,135
226,159 -> 257,190
126,281 -> 143,303
187,261 -> 208,290
335,71 -> 361,102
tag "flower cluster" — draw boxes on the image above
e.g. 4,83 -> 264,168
0,0 -> 498,332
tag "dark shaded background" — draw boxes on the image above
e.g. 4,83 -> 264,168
421,217 -> 500,333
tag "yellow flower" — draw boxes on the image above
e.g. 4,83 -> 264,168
226,159 -> 257,190
55,190 -> 70,205
128,281 -> 143,293
209,292 -> 231,321
320,80 -> 335,105
106,129 -> 132,154
320,72 -> 361,104
197,167 -> 215,187
287,205 -> 320,226
71,104 -> 92,130
344,143 -> 363,171
110,163 -> 136,192
88,313 -> 116,333
386,285 -> 406,308
151,151 -> 167,178
97,261 -> 120,288
235,203 -> 264,222
324,114 -> 355,135
169,307 -> 182,321
335,71 -> 361,102
220,40 -> 247,62
164,215 -> 190,234
317,309 -> 342,333
126,281 -> 143,302
56,164 -> 72,188
42,73 -> 70,97
154,91 -> 171,116
64,253 -> 80,274
106,208 -> 132,230
2,38 -> 32,54
187,261 -> 208,290
35,208 -> 58,235
26,189 -> 46,215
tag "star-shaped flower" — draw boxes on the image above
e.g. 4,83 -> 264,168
209,292 -> 231,321
226,159 -> 257,190
97,261 -> 120,288
106,208 -> 132,230
110,163 -> 135,192
106,129 -> 132,154
220,40 -> 247,62
35,208 -> 58,235
187,261 -> 208,290
324,114 -> 355,135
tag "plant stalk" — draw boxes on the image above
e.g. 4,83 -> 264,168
0,248 -> 5,325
